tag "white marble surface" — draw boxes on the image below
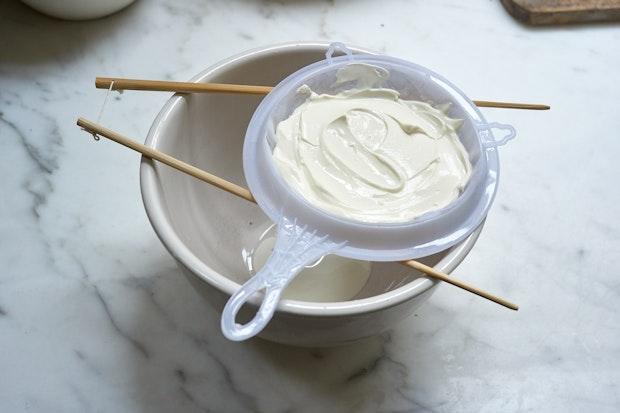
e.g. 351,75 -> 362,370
1,0 -> 619,411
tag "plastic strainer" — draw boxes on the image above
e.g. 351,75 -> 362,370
221,43 -> 516,341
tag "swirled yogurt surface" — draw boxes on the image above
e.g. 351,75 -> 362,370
272,66 -> 472,223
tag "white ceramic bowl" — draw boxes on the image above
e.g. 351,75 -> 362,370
20,0 -> 135,20
140,42 -> 484,347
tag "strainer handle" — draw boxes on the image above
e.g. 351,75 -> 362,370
476,122 -> 517,148
220,217 -> 345,341
326,42 -> 354,64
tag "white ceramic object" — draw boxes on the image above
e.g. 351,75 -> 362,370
21,0 -> 135,20
140,42 -> 485,347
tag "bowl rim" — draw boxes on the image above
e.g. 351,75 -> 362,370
140,41 -> 484,317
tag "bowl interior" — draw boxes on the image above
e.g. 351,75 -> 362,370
143,44 -> 471,305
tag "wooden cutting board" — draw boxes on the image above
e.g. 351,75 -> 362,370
501,0 -> 620,24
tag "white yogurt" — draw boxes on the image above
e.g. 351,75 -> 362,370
272,65 -> 472,223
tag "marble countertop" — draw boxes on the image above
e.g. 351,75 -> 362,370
1,0 -> 619,411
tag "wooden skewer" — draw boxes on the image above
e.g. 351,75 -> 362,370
76,117 -> 519,311
96,77 -> 272,95
77,118 -> 254,202
400,259 -> 518,309
473,100 -> 550,110
95,77 -> 550,111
